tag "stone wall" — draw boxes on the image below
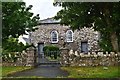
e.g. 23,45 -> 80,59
31,24 -> 68,48
2,47 -> 37,66
31,24 -> 100,52
74,27 -> 100,51
26,47 -> 37,66
60,49 -> 119,66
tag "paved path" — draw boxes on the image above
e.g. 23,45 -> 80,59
8,58 -> 69,78
8,65 -> 68,78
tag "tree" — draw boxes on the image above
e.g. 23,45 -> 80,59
54,2 -> 120,52
3,37 -> 31,52
2,2 -> 40,51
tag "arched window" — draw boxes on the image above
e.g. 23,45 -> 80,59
66,30 -> 73,42
51,30 -> 58,43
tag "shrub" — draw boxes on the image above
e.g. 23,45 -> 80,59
43,45 -> 60,59
43,45 -> 59,51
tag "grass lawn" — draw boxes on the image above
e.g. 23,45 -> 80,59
2,66 -> 32,77
61,66 -> 120,78
1,66 -> 119,79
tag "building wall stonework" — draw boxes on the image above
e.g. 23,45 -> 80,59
30,23 -> 100,52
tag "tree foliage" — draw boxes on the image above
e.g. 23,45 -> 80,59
3,37 -> 32,52
2,2 -> 40,51
2,2 -> 40,39
54,2 -> 120,52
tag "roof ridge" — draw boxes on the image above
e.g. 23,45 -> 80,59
39,17 -> 60,24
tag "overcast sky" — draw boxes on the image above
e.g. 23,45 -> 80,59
23,0 -> 62,20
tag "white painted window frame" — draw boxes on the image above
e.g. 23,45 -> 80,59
51,30 -> 58,43
66,30 -> 73,42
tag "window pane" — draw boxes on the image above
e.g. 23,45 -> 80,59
66,30 -> 73,42
51,31 -> 58,42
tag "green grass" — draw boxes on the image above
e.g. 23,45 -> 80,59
1,66 -> 119,79
61,66 -> 120,78
2,66 -> 32,77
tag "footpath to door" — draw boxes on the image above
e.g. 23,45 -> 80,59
7,58 -> 69,78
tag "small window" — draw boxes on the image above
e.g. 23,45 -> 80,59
66,30 -> 73,42
51,30 -> 58,43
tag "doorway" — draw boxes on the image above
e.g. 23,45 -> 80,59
81,41 -> 88,53
38,43 -> 44,58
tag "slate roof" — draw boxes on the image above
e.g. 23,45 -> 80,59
39,18 -> 60,24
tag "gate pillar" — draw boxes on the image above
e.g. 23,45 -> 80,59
60,47 -> 69,66
26,47 -> 37,67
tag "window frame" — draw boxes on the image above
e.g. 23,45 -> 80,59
66,30 -> 73,42
51,30 -> 58,43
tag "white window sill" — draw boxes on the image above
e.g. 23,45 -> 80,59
51,41 -> 58,43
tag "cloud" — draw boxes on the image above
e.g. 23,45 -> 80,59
23,0 -> 62,20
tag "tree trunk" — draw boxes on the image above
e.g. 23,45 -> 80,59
103,3 -> 119,52
110,32 -> 119,52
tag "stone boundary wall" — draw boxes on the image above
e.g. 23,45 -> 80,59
2,47 -> 37,66
60,49 -> 120,66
